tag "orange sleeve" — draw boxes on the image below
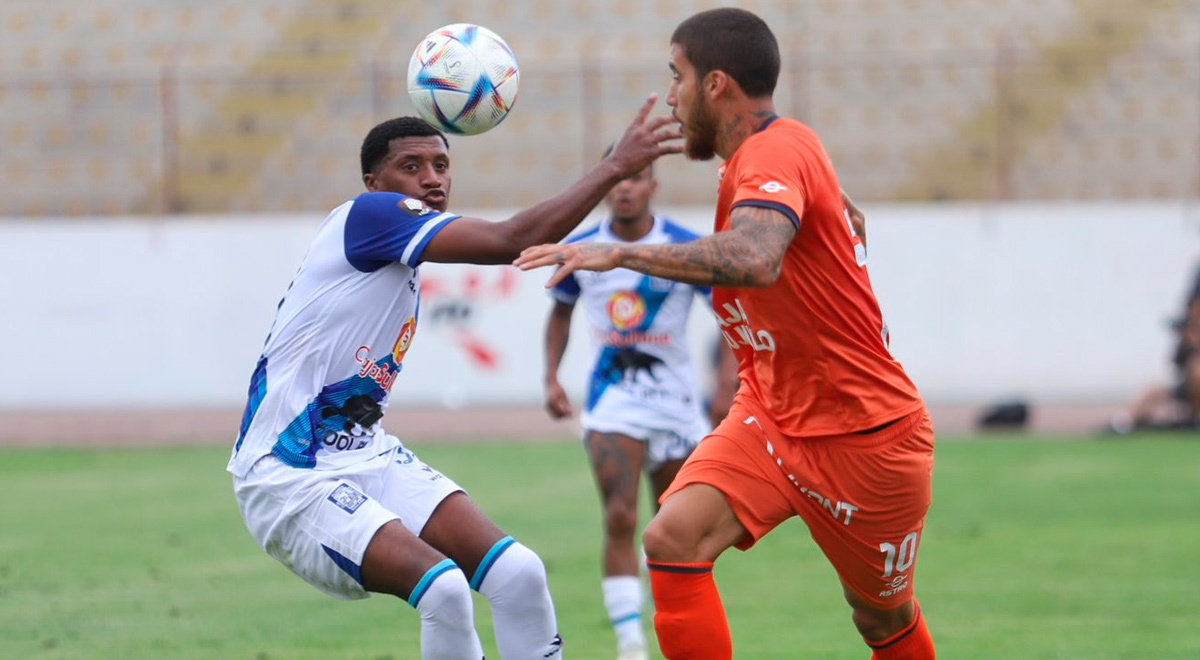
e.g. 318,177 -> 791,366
729,136 -> 806,228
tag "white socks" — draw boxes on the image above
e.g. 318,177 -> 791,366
473,537 -> 564,660
409,560 -> 484,660
602,575 -> 646,651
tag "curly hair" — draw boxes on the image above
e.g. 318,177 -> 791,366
671,8 -> 780,98
360,117 -> 448,175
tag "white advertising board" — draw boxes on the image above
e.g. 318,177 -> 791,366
0,202 -> 1195,410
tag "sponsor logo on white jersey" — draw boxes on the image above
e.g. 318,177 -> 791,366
354,345 -> 398,391
607,291 -> 647,331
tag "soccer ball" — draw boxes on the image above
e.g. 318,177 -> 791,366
407,24 -> 520,136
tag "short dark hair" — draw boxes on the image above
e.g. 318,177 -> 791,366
671,8 -> 780,98
360,117 -> 448,175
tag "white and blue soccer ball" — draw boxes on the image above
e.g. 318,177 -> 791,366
407,23 -> 520,136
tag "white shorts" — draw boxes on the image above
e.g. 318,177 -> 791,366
232,441 -> 462,600
581,418 -> 706,472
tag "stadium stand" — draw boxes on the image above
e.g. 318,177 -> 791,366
0,0 -> 1195,215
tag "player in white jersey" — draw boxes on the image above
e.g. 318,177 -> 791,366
228,95 -> 681,660
542,157 -> 735,660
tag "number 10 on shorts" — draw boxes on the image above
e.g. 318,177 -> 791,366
879,531 -> 919,578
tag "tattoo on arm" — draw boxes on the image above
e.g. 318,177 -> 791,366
615,206 -> 795,286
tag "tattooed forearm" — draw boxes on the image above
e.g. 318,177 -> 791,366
615,206 -> 795,287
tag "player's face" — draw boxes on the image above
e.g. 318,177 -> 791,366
666,44 -> 718,161
364,135 -> 452,211
605,167 -> 657,223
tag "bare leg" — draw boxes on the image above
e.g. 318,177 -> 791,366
421,492 -> 562,660
419,491 -> 509,577
642,484 -> 746,660
840,581 -> 916,642
359,509 -> 486,660
647,457 -> 687,514
842,582 -> 935,659
586,431 -> 650,658
585,431 -> 647,576
642,483 -> 746,562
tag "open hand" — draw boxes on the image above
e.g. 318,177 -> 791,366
605,93 -> 684,178
514,243 -> 621,288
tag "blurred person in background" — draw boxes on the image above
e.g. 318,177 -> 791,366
228,97 -> 680,660
1109,263 -> 1200,434
541,150 -> 737,660
517,8 -> 933,660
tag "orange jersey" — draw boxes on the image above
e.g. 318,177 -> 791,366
712,116 -> 923,436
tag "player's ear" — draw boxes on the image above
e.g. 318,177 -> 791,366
363,172 -> 377,191
707,70 -> 731,100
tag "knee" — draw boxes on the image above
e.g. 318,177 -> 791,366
850,601 -> 914,642
510,545 -> 549,593
416,567 -> 474,623
482,541 -> 548,598
643,514 -> 697,562
603,500 -> 638,539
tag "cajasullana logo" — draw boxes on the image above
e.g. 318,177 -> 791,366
392,317 -> 416,363
606,291 -> 646,331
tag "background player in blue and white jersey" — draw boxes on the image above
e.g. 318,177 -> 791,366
228,96 -> 681,660
542,153 -> 736,660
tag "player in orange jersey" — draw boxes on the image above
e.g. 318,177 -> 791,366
515,8 -> 936,660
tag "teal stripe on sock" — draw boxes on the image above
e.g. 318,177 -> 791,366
407,558 -> 457,607
469,535 -> 515,590
612,612 -> 641,626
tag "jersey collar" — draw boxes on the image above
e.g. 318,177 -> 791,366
755,114 -> 779,133
601,214 -> 661,244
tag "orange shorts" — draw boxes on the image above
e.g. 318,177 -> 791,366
661,397 -> 935,609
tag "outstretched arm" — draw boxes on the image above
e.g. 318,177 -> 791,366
421,94 -> 682,265
514,206 -> 795,288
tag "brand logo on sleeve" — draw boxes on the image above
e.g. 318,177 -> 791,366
401,198 -> 432,216
758,181 -> 788,193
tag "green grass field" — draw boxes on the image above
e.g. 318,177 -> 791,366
1,434 -> 1197,660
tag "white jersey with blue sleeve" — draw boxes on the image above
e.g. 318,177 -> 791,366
552,216 -> 710,433
227,192 -> 459,478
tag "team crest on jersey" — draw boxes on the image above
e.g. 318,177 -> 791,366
607,291 -> 646,331
328,483 -> 367,514
392,317 -> 417,363
400,198 -> 432,217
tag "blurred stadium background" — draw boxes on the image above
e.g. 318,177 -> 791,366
2,0 -> 1199,443
2,3 -> 1199,660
